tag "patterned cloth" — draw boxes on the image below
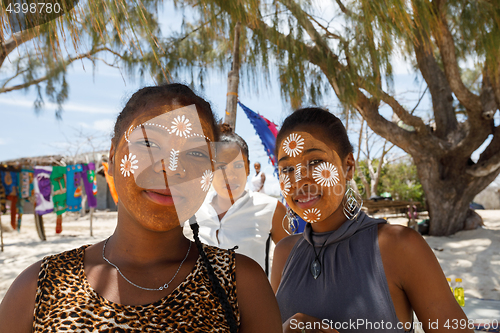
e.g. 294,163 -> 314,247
0,181 -> 6,214
33,244 -> 240,332
82,163 -> 97,208
66,164 -> 83,212
50,166 -> 67,216
34,166 -> 53,215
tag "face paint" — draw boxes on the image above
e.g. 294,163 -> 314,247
282,133 -> 304,157
117,104 -> 216,227
120,153 -> 139,177
303,208 -> 322,223
168,149 -> 180,171
295,163 -> 302,182
200,170 -> 213,192
312,162 -> 340,187
277,131 -> 347,225
170,115 -> 193,137
279,172 -> 291,198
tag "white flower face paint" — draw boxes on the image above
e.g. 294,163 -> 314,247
312,162 -> 340,187
120,153 -> 139,177
303,208 -> 322,223
170,115 -> 192,137
168,149 -> 180,171
282,133 -> 304,157
295,163 -> 302,182
279,173 -> 291,198
200,170 -> 213,192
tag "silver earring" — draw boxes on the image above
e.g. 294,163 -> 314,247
343,182 -> 363,220
283,207 -> 299,235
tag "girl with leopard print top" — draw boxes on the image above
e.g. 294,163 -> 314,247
0,84 -> 282,333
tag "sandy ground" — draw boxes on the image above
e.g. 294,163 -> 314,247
385,210 -> 500,302
1,210 -> 499,305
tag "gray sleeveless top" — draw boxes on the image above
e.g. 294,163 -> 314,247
276,212 -> 411,332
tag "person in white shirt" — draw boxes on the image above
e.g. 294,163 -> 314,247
184,124 -> 289,274
251,162 -> 266,193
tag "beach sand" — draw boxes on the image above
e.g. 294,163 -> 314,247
1,210 -> 499,306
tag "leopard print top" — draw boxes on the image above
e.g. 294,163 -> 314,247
33,244 -> 240,332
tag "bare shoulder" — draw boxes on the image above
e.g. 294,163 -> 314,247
270,233 -> 302,293
234,254 -> 282,333
377,223 -> 430,256
276,233 -> 302,253
0,260 -> 42,333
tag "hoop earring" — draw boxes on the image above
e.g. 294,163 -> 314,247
283,207 -> 299,235
343,182 -> 363,220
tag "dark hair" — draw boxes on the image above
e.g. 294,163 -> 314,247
112,83 -> 219,145
219,123 -> 250,170
113,83 -> 237,331
276,107 -> 353,159
189,218 -> 239,333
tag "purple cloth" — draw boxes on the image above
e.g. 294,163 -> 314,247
34,166 -> 54,215
82,163 -> 97,208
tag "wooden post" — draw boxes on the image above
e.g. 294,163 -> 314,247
1,214 -> 4,252
35,212 -> 46,241
225,22 -> 241,129
90,207 -> 94,237
408,201 -> 417,231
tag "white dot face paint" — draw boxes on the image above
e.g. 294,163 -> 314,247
170,115 -> 192,138
168,149 -> 180,171
200,170 -> 213,192
279,172 -> 291,198
282,133 -> 305,157
120,153 -> 139,177
295,163 -> 302,182
303,208 -> 322,223
312,162 -> 340,187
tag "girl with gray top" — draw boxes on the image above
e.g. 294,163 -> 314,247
271,108 -> 472,333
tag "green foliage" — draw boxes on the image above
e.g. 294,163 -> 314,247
355,157 -> 425,206
380,157 -> 425,206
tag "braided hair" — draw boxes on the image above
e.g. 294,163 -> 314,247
189,216 -> 239,333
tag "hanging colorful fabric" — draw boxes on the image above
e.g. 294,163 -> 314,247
21,169 -> 33,199
34,166 -> 54,215
66,164 -> 83,212
50,166 -> 67,216
16,172 -> 23,231
1,171 -> 17,197
0,180 -> 6,214
82,163 -> 97,208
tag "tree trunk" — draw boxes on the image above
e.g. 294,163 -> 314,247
225,22 -> 241,129
414,154 -> 500,236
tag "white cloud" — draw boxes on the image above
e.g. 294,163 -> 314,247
0,97 -> 119,114
92,119 -> 115,132
0,138 -> 7,145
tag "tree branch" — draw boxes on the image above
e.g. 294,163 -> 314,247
334,0 -> 353,16
432,2 -> 482,112
305,13 -> 343,40
378,90 -> 428,133
0,26 -> 41,68
0,47 -> 113,94
412,19 -> 458,139
466,153 -> 500,177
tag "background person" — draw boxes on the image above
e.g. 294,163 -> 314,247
251,161 -> 266,193
0,84 -> 282,333
184,124 -> 289,275
271,108 -> 472,333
